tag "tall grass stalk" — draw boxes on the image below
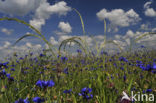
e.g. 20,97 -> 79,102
0,17 -> 57,57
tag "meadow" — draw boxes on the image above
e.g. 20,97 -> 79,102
0,9 -> 156,103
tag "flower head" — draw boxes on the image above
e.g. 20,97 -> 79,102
61,56 -> 68,62
77,49 -> 82,53
36,80 -> 55,88
63,89 -> 72,94
15,97 -> 29,103
79,87 -> 93,99
119,57 -> 128,62
33,97 -> 45,103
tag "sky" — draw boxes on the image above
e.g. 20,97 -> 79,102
0,0 -> 156,57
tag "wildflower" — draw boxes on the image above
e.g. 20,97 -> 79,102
123,75 -> 126,81
30,52 -> 33,56
63,68 -> 69,74
6,73 -> 10,78
19,57 -> 24,60
101,51 -> 108,55
33,97 -> 45,103
119,57 -> 128,62
120,67 -> 124,70
0,62 -> 9,68
63,89 -> 72,94
11,68 -> 15,71
152,70 -> 156,74
39,53 -> 45,57
8,77 -> 14,82
61,56 -> 68,62
79,87 -> 93,99
2,69 -> 6,75
15,97 -> 29,103
146,89 -> 152,93
77,49 -> 82,53
153,63 -> 156,70
36,80 -> 55,88
140,45 -> 145,48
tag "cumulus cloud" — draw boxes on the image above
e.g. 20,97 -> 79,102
140,24 -> 149,30
0,0 -> 41,16
123,30 -> 135,39
144,1 -> 156,17
114,29 -> 156,49
1,28 -> 13,35
115,34 -> 121,39
3,41 -> 11,48
152,28 -> 156,32
55,21 -> 72,35
96,8 -> 141,27
0,0 -> 71,31
58,22 -> 72,33
0,41 -> 42,59
30,1 -> 71,30
50,36 -> 58,45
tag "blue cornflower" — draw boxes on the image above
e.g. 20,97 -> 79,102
101,51 -> 108,55
61,56 -> 68,62
39,53 -> 45,57
2,69 -> 6,75
63,68 -> 69,74
153,63 -> 156,70
0,62 -> 9,68
19,57 -> 24,60
140,45 -> 145,48
140,65 -> 146,71
63,89 -> 72,94
36,80 -> 55,88
79,87 -> 93,99
119,57 -> 128,62
143,89 -> 152,93
11,68 -> 15,71
146,89 -> 152,93
77,49 -> 82,53
6,73 -> 10,78
120,67 -> 124,70
140,63 -> 156,72
146,64 -> 153,71
152,70 -> 156,74
33,97 -> 45,103
123,75 -> 126,81
15,97 -> 29,103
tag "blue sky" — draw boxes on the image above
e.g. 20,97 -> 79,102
0,0 -> 156,57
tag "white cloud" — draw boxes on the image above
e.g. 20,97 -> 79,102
107,26 -> 119,33
55,21 -> 72,35
58,35 -> 72,41
145,8 -> 156,17
0,0 -> 71,31
0,0 -> 41,16
30,1 -> 71,30
115,34 -> 121,39
50,36 -> 58,45
58,22 -> 72,33
123,30 -> 135,39
140,24 -> 149,30
1,28 -> 13,35
3,41 -> 11,48
144,1 -> 156,17
125,38 -> 131,45
96,8 -> 141,27
152,28 -> 156,32
26,42 -> 32,48
0,41 -> 42,59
